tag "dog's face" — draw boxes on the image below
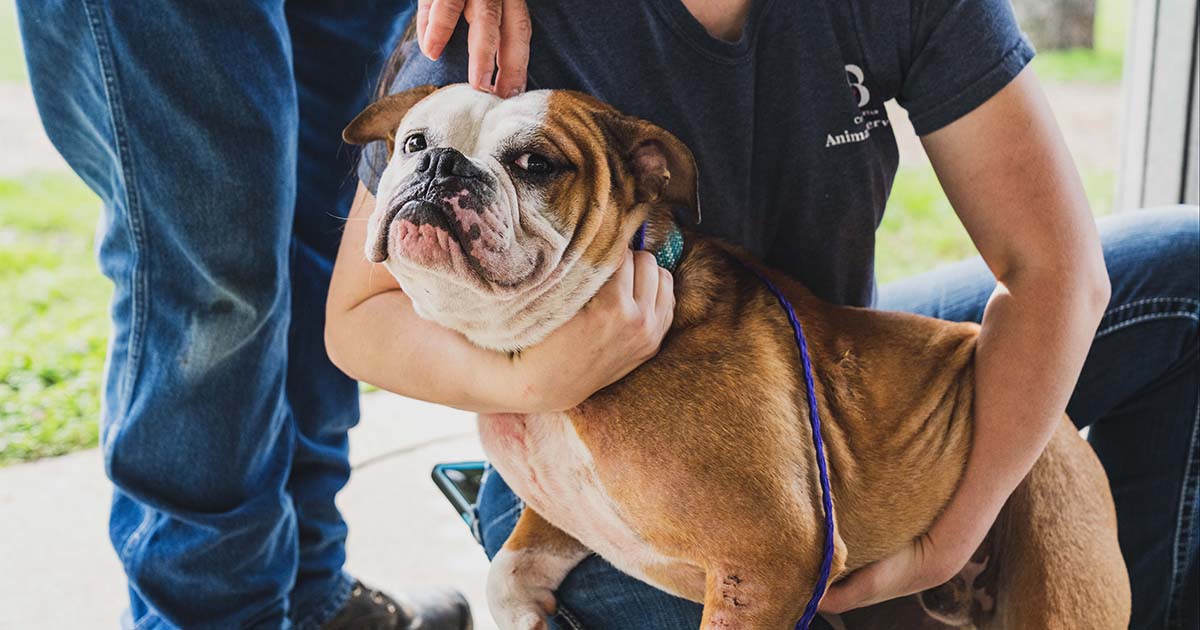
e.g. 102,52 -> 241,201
344,84 -> 697,351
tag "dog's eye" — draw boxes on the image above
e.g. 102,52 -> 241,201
513,152 -> 554,176
402,133 -> 427,154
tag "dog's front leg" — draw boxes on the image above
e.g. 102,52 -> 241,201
488,508 -> 589,630
699,562 -> 818,630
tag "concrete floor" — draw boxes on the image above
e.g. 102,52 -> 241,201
0,392 -> 500,630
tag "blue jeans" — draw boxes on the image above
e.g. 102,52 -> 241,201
17,1 -> 410,628
477,206 -> 1200,630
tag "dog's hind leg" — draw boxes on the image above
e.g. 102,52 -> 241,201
980,418 -> 1130,630
487,508 -> 589,630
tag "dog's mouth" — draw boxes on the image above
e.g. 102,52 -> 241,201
371,190 -> 539,290
367,198 -> 455,264
367,177 -> 561,295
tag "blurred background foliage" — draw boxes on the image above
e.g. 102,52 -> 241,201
1,174 -> 107,463
879,0 -> 1127,281
0,0 -> 1129,465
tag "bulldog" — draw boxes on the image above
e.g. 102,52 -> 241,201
342,84 -> 1130,630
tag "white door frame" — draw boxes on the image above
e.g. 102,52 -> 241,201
1116,0 -> 1199,209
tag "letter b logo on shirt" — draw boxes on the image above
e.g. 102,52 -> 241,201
845,64 -> 870,108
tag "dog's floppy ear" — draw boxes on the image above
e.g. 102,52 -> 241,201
342,85 -> 438,150
597,112 -> 701,224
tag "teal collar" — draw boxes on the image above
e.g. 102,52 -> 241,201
654,224 -> 684,272
633,220 -> 685,273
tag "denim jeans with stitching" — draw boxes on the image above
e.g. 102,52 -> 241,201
16,1 -> 410,628
477,206 -> 1200,630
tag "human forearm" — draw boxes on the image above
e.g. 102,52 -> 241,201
326,256 -> 676,415
929,265 -> 1109,565
326,185 -> 673,415
325,185 -> 530,412
325,289 -> 533,413
822,69 -> 1112,611
922,67 -> 1111,570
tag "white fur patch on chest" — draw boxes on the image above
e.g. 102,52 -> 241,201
478,413 -> 680,583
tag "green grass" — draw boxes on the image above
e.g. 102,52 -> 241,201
1031,0 -> 1128,84
877,167 -> 973,284
1091,0 -> 1130,54
0,1 -> 26,83
0,170 -> 373,465
1033,47 -> 1125,84
0,173 -> 109,465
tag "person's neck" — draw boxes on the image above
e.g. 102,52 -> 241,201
679,0 -> 754,42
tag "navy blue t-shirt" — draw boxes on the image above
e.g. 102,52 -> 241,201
359,0 -> 1034,307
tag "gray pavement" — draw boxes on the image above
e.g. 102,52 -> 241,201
0,72 -> 501,630
0,392 -> 499,630
0,83 -> 67,176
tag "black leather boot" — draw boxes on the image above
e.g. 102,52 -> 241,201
320,580 -> 473,630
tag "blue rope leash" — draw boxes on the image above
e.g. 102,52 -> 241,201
634,218 -> 835,629
738,262 -> 835,630
633,221 -> 648,251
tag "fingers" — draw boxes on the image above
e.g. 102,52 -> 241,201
818,547 -> 924,614
420,0 -> 466,61
416,0 -> 529,97
416,0 -> 432,56
819,562 -> 888,614
589,250 -> 633,312
655,268 -> 675,332
633,252 -> 674,353
493,0 -> 531,97
631,251 -> 659,311
612,249 -> 636,298
465,0 -> 502,90
818,572 -> 865,613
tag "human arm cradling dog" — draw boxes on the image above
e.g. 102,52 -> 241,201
818,68 -> 1110,614
326,185 -> 675,414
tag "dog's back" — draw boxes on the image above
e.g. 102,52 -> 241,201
776,257 -> 1131,628
843,418 -> 1131,629
664,238 -> 1132,628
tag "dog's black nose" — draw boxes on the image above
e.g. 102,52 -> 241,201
417,148 -> 484,180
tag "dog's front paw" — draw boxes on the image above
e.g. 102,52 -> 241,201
488,588 -> 555,630
494,608 -> 551,630
487,550 -> 558,630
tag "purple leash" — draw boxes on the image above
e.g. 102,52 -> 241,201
635,219 -> 836,629
739,262 -> 836,630
633,221 -> 648,251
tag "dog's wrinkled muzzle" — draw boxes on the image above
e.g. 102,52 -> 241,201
370,148 -> 495,264
369,199 -> 458,263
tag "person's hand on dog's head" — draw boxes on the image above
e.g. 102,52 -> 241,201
416,0 -> 531,98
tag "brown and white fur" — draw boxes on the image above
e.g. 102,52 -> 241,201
343,84 -> 1130,630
